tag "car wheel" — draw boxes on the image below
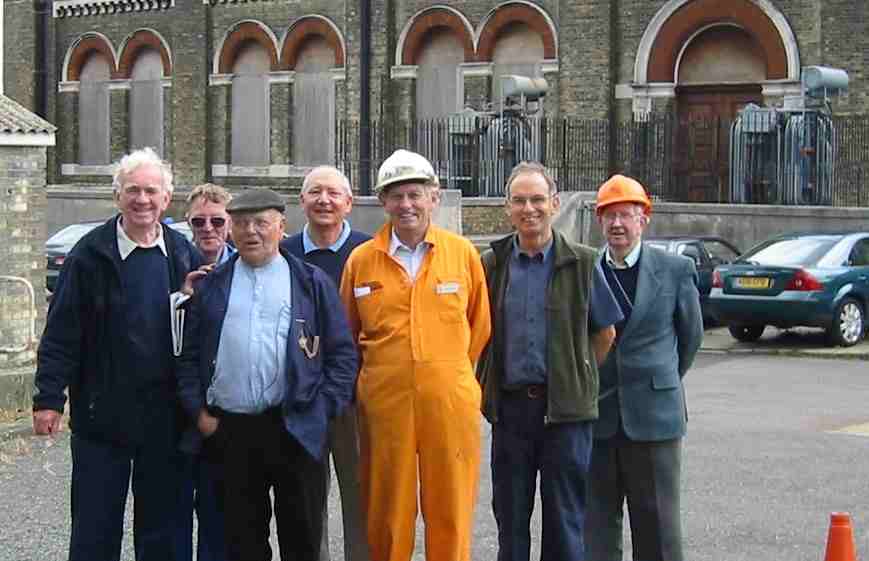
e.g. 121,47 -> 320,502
728,324 -> 765,342
827,297 -> 864,347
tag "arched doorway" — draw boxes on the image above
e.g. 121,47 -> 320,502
675,25 -> 766,201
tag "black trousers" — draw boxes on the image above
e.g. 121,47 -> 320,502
210,407 -> 327,561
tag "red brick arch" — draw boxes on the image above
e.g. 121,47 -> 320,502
117,30 -> 172,79
647,0 -> 787,82
65,34 -> 117,81
281,17 -> 345,70
218,21 -> 280,74
476,3 -> 557,62
400,7 -> 474,65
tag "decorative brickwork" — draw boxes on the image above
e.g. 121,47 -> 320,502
117,29 -> 172,78
400,6 -> 474,65
476,2 -> 557,62
281,16 -> 345,69
218,20 -> 279,73
65,33 -> 118,81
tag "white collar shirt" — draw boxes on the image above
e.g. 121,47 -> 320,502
605,241 -> 642,270
389,227 -> 431,281
116,218 -> 168,261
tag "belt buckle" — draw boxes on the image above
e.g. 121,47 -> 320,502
526,385 -> 545,399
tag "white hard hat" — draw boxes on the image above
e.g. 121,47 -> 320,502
375,149 -> 439,194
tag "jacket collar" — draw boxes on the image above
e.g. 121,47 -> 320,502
620,244 -> 663,338
371,222 -> 439,254
490,228 -> 579,269
218,247 -> 314,298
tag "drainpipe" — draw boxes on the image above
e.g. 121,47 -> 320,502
35,0 -> 50,118
359,0 -> 371,195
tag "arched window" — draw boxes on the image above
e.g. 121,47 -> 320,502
490,22 -> 544,110
416,29 -> 464,120
678,26 -> 767,85
129,48 -> 165,155
293,37 -> 336,165
231,41 -> 271,166
78,52 -> 112,165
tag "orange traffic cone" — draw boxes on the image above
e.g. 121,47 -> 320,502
824,512 -> 857,561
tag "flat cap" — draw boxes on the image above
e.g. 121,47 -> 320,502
225,189 -> 285,214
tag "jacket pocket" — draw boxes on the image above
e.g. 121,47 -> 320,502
651,370 -> 680,390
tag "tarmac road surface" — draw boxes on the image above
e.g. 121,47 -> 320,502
1,352 -> 868,560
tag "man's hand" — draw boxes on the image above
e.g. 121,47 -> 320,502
33,410 -> 63,435
197,409 -> 219,438
181,264 -> 216,296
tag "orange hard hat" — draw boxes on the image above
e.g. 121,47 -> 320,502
595,174 -> 652,215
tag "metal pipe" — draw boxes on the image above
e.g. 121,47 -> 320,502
359,0 -> 372,195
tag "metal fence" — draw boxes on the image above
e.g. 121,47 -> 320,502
335,113 -> 869,206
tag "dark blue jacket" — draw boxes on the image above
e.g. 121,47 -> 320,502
33,215 -> 201,445
175,248 -> 358,460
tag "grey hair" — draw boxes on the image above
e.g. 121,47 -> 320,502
505,161 -> 558,197
112,147 -> 174,194
187,183 -> 232,207
302,166 -> 353,197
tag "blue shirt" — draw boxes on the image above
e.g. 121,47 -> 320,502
503,236 -> 623,388
207,254 -> 292,413
302,220 -> 352,254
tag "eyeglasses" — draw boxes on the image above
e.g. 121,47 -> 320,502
509,195 -> 550,208
601,211 -> 644,224
190,216 -> 227,228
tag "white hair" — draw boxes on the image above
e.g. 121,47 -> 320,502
301,166 -> 352,197
112,147 -> 174,194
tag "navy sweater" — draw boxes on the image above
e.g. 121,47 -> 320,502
282,229 -> 372,286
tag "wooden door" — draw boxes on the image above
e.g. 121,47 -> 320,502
675,86 -> 762,202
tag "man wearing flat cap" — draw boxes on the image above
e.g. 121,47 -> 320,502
340,150 -> 492,561
177,189 -> 359,561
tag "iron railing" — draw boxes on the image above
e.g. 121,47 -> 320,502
335,114 -> 869,206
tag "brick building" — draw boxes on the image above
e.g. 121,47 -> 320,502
2,0 -> 867,199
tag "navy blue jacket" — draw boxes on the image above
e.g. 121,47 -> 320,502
33,215 -> 201,445
175,248 -> 358,460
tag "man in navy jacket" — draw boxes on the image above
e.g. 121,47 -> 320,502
176,189 -> 358,561
33,147 -> 201,561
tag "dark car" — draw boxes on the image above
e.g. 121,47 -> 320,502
45,219 -> 193,293
710,232 -> 869,347
644,236 -> 742,323
45,221 -> 102,292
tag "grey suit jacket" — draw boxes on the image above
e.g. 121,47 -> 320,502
594,244 -> 703,441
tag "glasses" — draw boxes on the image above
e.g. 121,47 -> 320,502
601,211 -> 643,224
509,195 -> 550,208
189,216 -> 227,228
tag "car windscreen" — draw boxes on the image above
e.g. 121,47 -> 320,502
740,236 -> 841,267
46,223 -> 100,247
645,242 -> 670,252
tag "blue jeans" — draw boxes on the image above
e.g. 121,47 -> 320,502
491,388 -> 593,561
69,431 -> 183,561
174,454 -> 227,561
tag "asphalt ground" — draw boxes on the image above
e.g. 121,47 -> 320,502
2,346 -> 868,560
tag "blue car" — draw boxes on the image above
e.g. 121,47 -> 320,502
710,232 -> 869,346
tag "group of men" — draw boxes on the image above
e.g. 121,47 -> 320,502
32,145 -> 702,561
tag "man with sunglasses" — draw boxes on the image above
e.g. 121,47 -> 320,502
174,183 -> 236,561
187,183 -> 235,266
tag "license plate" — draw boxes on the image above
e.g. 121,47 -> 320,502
735,276 -> 771,289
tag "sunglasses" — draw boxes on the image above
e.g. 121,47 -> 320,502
190,216 -> 227,228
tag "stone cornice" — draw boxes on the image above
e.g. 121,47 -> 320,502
53,0 -> 175,19
204,0 -> 293,5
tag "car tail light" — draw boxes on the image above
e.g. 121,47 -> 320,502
53,256 -> 65,267
784,269 -> 824,291
712,270 -> 723,288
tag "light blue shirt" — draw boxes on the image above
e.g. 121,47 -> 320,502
207,254 -> 292,413
389,227 -> 431,281
302,220 -> 351,254
216,244 -> 236,266
605,241 -> 642,269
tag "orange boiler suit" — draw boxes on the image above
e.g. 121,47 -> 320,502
340,223 -> 491,561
